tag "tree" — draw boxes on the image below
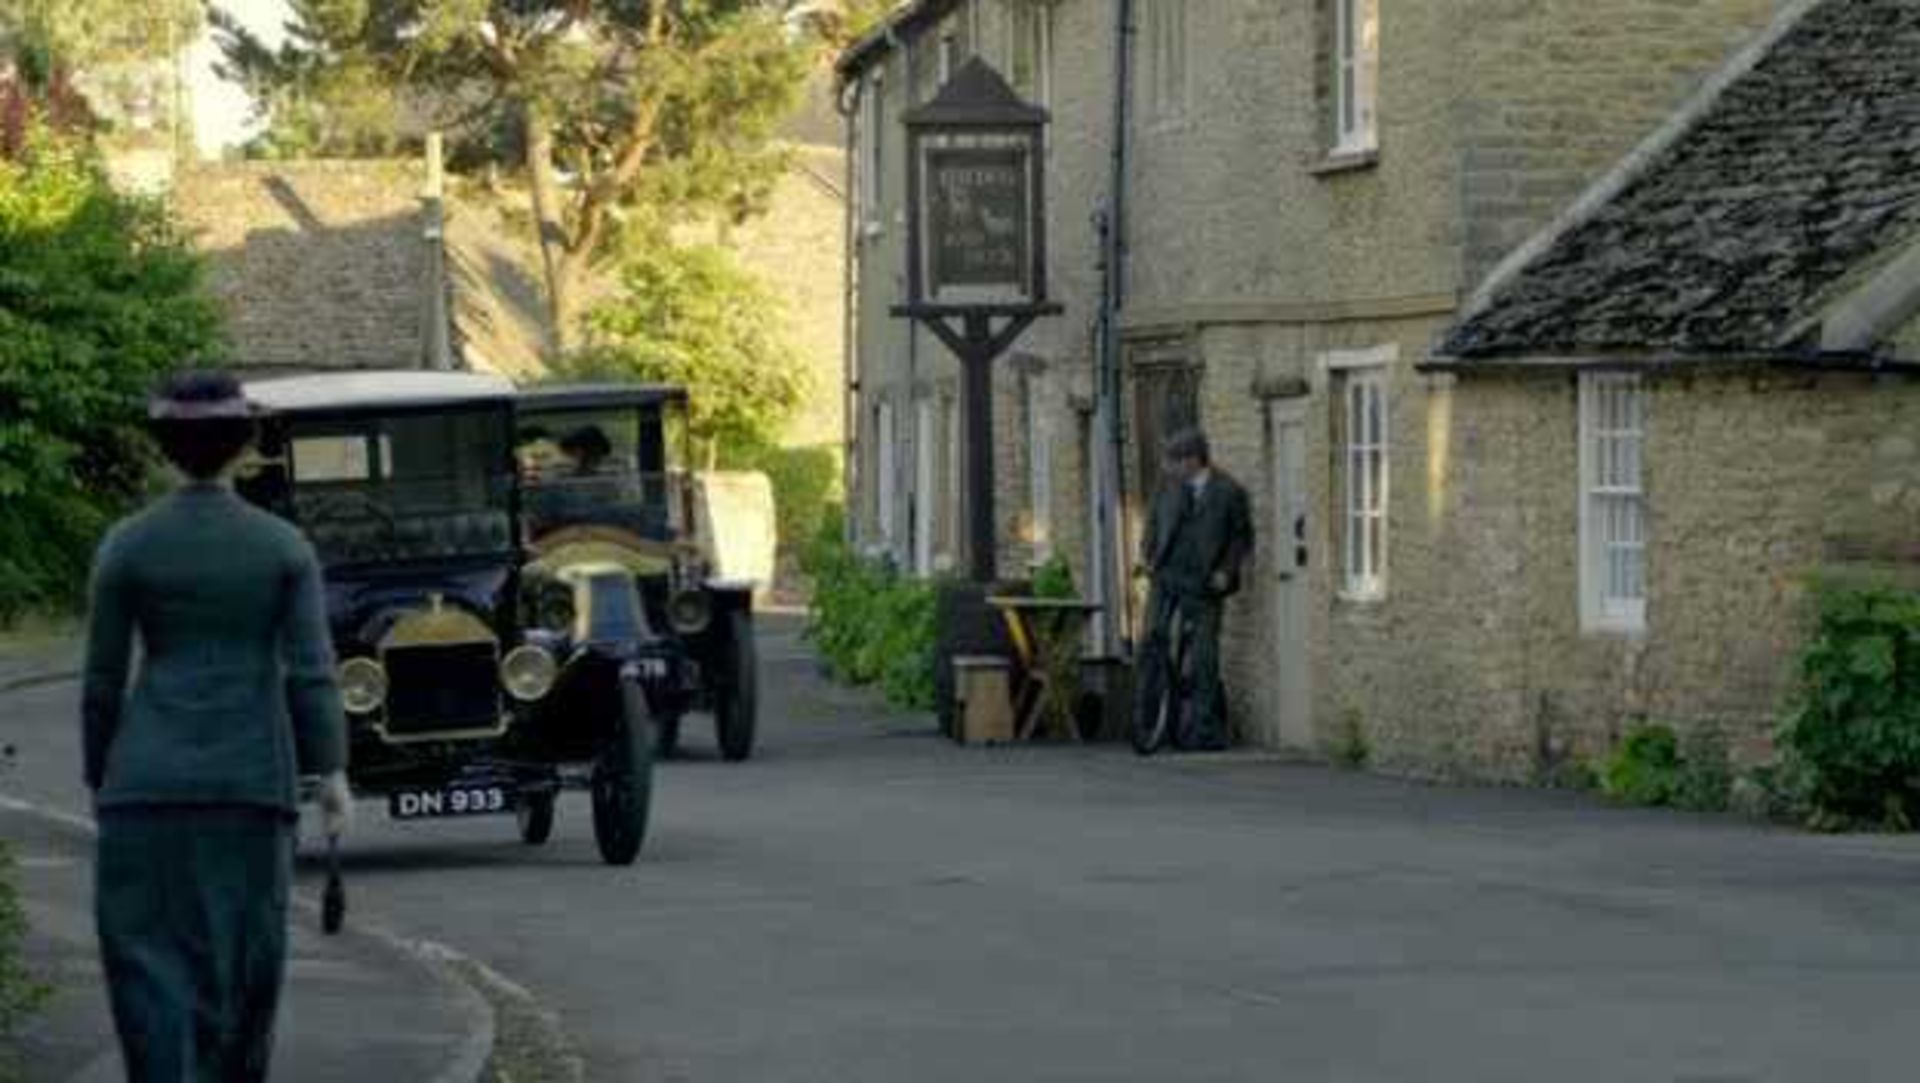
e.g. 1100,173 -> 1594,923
210,2 -> 408,159
215,1 -> 812,351
0,126 -> 224,619
557,240 -> 804,466
1,0 -> 204,164
0,0 -> 201,72
807,0 -> 898,48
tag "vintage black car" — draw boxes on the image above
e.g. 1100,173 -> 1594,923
514,383 -> 758,762
231,371 -> 753,864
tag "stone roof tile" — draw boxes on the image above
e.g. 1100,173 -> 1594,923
1445,0 -> 1920,359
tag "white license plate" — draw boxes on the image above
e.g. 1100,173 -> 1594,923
389,785 -> 514,820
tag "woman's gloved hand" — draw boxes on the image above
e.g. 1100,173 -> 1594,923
318,771 -> 354,838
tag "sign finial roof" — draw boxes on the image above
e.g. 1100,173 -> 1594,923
902,57 -> 1049,128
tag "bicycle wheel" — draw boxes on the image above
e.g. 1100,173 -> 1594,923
1131,619 -> 1180,756
1170,612 -> 1200,749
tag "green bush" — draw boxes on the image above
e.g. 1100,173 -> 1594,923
1601,724 -> 1683,806
803,529 -> 938,711
1674,728 -> 1734,813
1030,554 -> 1076,600
565,242 -> 804,464
0,841 -> 50,1081
1737,758 -> 1818,825
1779,579 -> 1920,830
0,126 -> 223,621
1333,708 -> 1370,770
1601,722 -> 1734,812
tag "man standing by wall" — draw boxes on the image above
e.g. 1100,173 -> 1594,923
1135,428 -> 1254,751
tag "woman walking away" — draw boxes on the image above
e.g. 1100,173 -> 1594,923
82,371 -> 352,1082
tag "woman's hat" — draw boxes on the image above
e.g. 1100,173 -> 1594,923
148,371 -> 255,421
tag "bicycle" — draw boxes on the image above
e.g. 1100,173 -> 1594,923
1131,591 -> 1199,756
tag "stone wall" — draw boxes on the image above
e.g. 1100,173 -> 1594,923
1189,334 -> 1920,780
1457,0 -> 1782,285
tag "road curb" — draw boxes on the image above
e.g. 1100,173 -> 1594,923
0,668 -> 79,694
0,790 -> 498,1083
288,903 -> 499,1083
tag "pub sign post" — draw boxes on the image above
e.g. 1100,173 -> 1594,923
893,58 -> 1062,584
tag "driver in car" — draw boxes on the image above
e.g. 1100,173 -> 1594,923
560,425 -> 613,477
1135,428 -> 1255,751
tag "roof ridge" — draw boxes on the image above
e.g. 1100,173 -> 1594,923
1450,0 -> 1830,339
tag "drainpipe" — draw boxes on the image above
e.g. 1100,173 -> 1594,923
901,35 -> 921,575
837,76 -> 862,549
1090,0 -> 1136,658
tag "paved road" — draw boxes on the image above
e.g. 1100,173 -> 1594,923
9,616 -> 1920,1081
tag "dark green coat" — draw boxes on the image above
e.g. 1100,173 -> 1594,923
1140,470 -> 1256,600
82,483 -> 348,812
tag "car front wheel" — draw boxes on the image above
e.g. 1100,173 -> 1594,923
591,674 -> 654,865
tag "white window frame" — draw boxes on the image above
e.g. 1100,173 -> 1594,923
875,399 -> 898,549
1323,345 -> 1395,602
1003,0 -> 1053,108
943,392 -> 962,566
1578,372 -> 1648,634
1025,373 -> 1053,561
1141,0 -> 1188,123
1333,0 -> 1379,154
914,398 -> 938,576
938,27 -> 958,83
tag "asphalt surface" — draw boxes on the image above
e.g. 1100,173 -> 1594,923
9,615 -> 1920,1081
5,805 -> 484,1083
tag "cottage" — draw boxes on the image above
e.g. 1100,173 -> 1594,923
170,158 -> 551,380
840,0 -> 1918,777
1431,0 -> 1920,770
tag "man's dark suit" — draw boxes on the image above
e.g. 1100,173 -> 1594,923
1138,470 -> 1254,749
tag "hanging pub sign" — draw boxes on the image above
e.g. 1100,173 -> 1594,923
924,144 -> 1033,300
899,57 -> 1051,313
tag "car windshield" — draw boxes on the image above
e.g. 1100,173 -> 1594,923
516,404 -> 678,543
282,408 -> 514,566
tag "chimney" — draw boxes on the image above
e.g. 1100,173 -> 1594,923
421,132 -> 454,371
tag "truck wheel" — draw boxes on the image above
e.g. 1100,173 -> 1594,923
713,610 -> 758,762
592,675 -> 654,865
517,792 -> 555,845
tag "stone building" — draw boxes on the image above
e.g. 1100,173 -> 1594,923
838,0 -> 1920,777
170,159 -> 550,379
1432,0 -> 1920,773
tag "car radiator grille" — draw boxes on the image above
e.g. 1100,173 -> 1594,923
382,642 -> 501,737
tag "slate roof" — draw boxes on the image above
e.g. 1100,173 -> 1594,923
1443,0 -> 1920,361
172,161 -> 551,377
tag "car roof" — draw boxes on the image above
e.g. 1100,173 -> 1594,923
245,371 -> 518,414
517,383 -> 688,413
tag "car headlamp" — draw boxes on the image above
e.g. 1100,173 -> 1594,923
667,589 -> 714,636
337,657 -> 387,715
501,644 -> 559,702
